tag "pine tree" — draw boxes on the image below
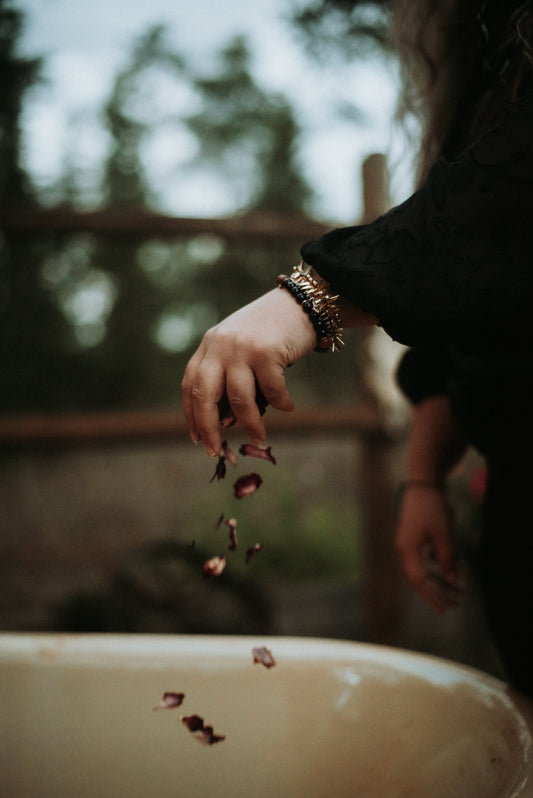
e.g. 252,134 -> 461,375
0,0 -> 80,412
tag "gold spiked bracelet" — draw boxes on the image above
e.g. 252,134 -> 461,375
277,261 -> 344,352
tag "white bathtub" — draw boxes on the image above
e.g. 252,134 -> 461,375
1,633 -> 532,798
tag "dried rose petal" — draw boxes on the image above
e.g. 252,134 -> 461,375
239,443 -> 276,465
252,646 -> 276,669
233,473 -> 263,499
220,413 -> 236,430
153,691 -> 185,711
226,518 -> 238,551
209,442 -> 238,483
217,394 -> 236,429
181,715 -> 226,745
198,725 -> 226,745
202,555 -> 226,577
214,513 -> 224,530
181,714 -> 205,732
245,543 -> 264,564
209,455 -> 227,483
222,440 -> 238,468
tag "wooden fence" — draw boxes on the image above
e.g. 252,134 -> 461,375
0,154 -> 409,643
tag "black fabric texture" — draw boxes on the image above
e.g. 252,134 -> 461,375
301,92 -> 533,455
301,90 -> 533,694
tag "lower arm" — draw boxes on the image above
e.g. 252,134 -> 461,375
406,396 -> 468,484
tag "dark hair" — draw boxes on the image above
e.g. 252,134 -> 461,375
391,0 -> 533,182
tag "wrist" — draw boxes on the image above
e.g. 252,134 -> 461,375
400,479 -> 443,492
277,262 -> 344,352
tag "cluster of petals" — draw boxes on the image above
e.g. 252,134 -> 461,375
204,441 -> 275,574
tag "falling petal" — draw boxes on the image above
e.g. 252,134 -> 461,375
198,726 -> 226,745
226,518 -> 238,551
214,513 -> 224,530
222,440 -> 238,468
153,691 -> 185,711
239,443 -> 276,465
181,714 -> 205,732
217,394 -> 236,429
252,646 -> 276,669
245,543 -> 264,564
202,555 -> 226,577
181,715 -> 226,745
233,473 -> 263,499
209,455 -> 227,483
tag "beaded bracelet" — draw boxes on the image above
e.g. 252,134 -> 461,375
277,262 -> 344,353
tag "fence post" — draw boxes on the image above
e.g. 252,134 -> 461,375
356,154 -> 408,645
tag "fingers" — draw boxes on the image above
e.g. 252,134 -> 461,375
252,362 -> 295,414
396,531 -> 463,615
182,350 -> 203,444
430,532 -> 457,585
420,542 -> 464,613
182,342 -> 227,456
224,368 -> 267,446
398,542 -> 446,614
395,488 -> 466,614
400,547 -> 458,614
182,348 -> 295,454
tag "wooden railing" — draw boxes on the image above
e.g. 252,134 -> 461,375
0,404 -> 388,448
0,154 -> 409,644
0,206 -> 331,243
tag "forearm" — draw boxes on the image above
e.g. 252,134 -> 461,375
405,395 -> 468,484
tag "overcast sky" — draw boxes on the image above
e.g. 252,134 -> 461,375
16,0 -> 403,222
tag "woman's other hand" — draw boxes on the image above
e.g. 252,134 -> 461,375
182,288 -> 317,456
395,484 -> 464,614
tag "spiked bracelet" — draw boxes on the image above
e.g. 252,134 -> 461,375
277,261 -> 344,352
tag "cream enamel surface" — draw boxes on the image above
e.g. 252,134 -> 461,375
1,634 -> 532,798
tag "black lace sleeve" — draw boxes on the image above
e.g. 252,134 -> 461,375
301,93 -> 533,350
395,347 -> 453,405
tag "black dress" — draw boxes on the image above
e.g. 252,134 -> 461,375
300,92 -> 533,695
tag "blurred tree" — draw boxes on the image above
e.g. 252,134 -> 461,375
291,0 -> 393,61
0,0 -> 38,201
101,25 -> 185,208
1,9 -> 383,413
177,35 -> 315,325
40,29 -> 324,410
76,26 -> 188,407
0,0 -> 82,412
184,35 -> 312,214
170,35 -> 365,406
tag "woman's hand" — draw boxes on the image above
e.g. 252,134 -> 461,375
182,288 -> 317,456
395,485 -> 463,614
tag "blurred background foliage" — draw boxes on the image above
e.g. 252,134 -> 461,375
0,0 -> 403,640
43,438 -> 364,635
0,2 -> 499,674
0,0 -> 396,414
